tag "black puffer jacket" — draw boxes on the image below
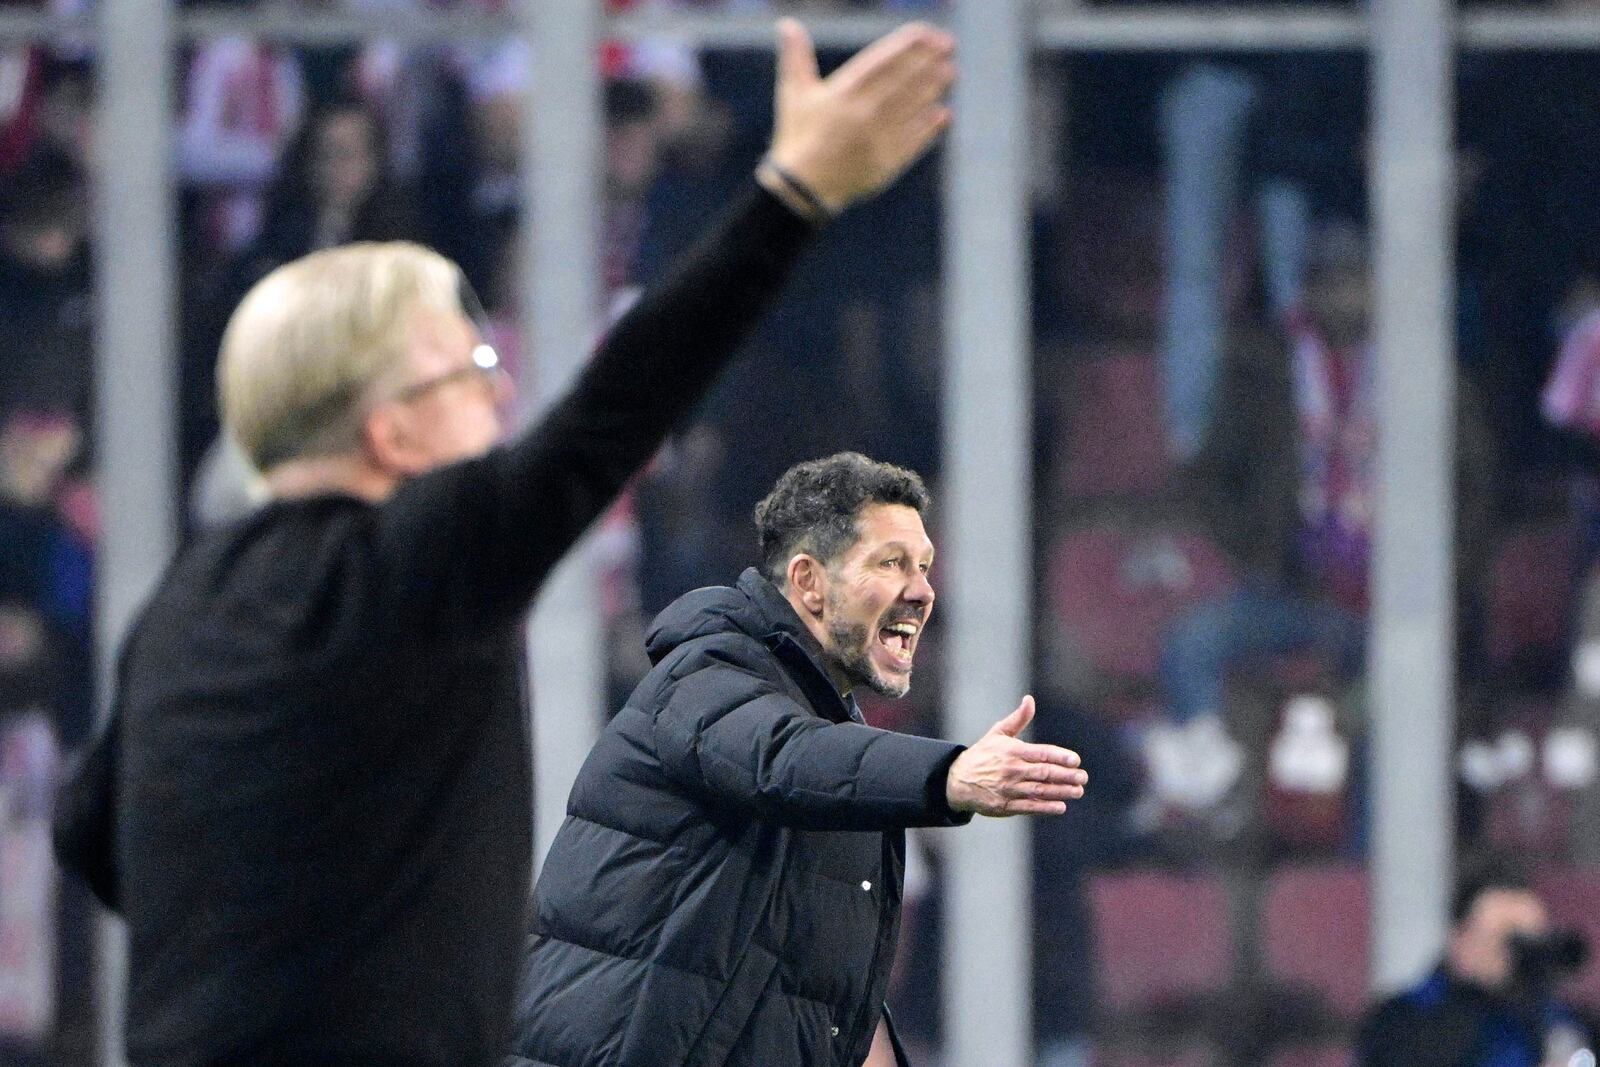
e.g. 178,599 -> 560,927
507,569 -> 969,1067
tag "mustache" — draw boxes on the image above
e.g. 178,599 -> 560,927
878,605 -> 927,628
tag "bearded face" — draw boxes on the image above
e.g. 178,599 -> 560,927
814,504 -> 935,699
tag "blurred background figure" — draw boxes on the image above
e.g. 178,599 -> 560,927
1141,221 -> 1398,820
1158,52 -> 1364,466
1357,859 -> 1596,1067
176,34 -> 305,256
0,151 -> 92,426
238,98 -> 416,273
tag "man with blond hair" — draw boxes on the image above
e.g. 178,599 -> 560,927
53,20 -> 955,1066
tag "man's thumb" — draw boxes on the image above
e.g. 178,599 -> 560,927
775,18 -> 820,90
990,695 -> 1035,738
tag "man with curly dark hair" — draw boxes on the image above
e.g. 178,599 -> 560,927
508,452 -> 1088,1067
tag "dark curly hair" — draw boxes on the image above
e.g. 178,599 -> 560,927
1452,854 -> 1532,926
753,453 -> 930,584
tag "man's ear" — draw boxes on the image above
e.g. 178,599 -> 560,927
786,554 -> 828,617
363,405 -> 425,476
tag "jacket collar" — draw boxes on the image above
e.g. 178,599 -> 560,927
735,568 -> 860,725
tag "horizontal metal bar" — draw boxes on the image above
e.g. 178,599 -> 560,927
1033,6 -> 1367,51
0,8 -> 87,39
0,6 -> 1594,67
605,9 -> 904,48
179,4 -> 513,44
607,5 -> 1372,51
1461,8 -> 1600,50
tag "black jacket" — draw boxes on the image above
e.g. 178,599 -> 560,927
1356,965 -> 1595,1067
50,185 -> 815,1067
507,569 -> 969,1067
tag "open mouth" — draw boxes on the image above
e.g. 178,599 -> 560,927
876,620 -> 920,671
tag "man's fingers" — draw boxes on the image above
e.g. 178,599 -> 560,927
988,695 -> 1036,738
1002,799 -> 1069,817
892,58 -> 957,122
831,22 -> 952,99
828,22 -> 931,93
775,17 -> 820,91
1015,781 -> 1085,803
1013,740 -> 1080,767
876,104 -> 952,182
865,48 -> 956,121
1019,763 -> 1089,787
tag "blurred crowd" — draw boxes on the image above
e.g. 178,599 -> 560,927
5,0 -> 1600,1064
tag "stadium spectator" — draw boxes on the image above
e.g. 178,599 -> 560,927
1157,53 -> 1365,465
0,406 -> 95,1062
1537,264 -> 1600,863
0,52 -> 91,176
1357,860 -> 1597,1067
235,98 -> 417,279
183,98 -> 418,495
1142,221 -> 1372,812
1144,221 -> 1493,816
176,36 -> 305,254
0,150 -> 92,425
0,410 -> 92,740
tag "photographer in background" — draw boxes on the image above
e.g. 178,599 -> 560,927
1357,861 -> 1595,1067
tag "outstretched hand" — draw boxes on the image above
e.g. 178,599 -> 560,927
946,696 -> 1088,817
764,18 -> 955,214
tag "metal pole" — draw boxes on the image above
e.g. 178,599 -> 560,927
93,0 -> 177,1059
521,0 -> 607,872
1369,0 -> 1456,994
942,0 -> 1033,1062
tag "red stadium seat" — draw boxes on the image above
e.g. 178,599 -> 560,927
1262,785 -> 1349,855
1091,870 -> 1233,1014
1047,522 -> 1235,684
1262,864 -> 1370,1019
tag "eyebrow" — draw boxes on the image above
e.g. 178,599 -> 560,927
879,541 -> 935,561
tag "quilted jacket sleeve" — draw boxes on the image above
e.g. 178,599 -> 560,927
650,640 -> 969,831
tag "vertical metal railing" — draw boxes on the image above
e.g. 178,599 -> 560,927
943,0 -> 1035,1061
520,0 -> 608,876
92,0 -> 177,1061
1369,0 -> 1458,993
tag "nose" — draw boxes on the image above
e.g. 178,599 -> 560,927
905,569 -> 935,611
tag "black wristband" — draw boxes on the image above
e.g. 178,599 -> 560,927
762,159 -> 835,221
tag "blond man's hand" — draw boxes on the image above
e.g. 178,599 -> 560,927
764,18 -> 955,214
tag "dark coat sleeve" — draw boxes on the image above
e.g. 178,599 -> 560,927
51,608 -> 152,912
52,711 -> 120,910
372,184 -> 816,630
649,637 -> 970,831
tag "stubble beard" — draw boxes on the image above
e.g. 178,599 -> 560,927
825,611 -> 910,700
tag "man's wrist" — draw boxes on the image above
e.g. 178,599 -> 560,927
756,157 -> 838,225
932,746 -> 971,822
